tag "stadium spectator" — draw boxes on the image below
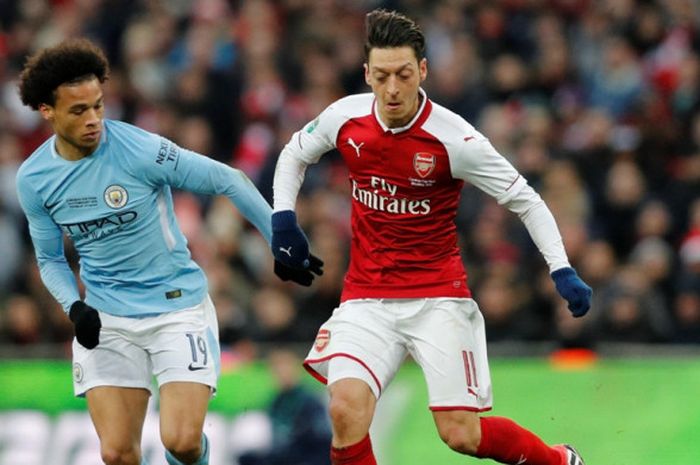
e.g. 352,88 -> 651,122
238,348 -> 332,465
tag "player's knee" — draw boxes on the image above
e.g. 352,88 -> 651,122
437,421 -> 481,455
328,392 -> 372,429
162,428 -> 202,463
100,444 -> 140,465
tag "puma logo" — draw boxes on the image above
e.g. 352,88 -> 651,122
348,138 -> 364,157
279,246 -> 293,257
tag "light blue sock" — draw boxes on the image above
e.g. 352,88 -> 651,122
164,434 -> 209,465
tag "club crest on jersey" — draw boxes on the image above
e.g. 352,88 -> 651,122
314,329 -> 331,352
413,152 -> 436,178
104,185 -> 128,209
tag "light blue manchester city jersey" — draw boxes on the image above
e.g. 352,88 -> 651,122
17,120 -> 272,317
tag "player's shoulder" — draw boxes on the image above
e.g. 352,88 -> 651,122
422,99 -> 482,142
105,119 -> 159,145
304,93 -> 374,138
103,119 -> 165,167
17,136 -> 55,182
325,93 -> 374,120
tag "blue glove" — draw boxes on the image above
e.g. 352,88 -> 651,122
551,267 -> 592,317
271,210 -> 311,269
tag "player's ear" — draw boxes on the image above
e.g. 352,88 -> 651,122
364,62 -> 371,86
419,58 -> 427,82
38,103 -> 54,122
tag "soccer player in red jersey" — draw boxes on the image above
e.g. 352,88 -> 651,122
271,9 -> 590,465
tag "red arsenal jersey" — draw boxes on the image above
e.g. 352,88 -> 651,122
274,89 -> 530,302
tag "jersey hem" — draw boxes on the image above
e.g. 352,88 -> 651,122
340,282 -> 471,302
429,405 -> 493,413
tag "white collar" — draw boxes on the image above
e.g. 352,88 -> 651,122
373,87 -> 428,134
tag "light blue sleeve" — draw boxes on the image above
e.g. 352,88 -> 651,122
173,148 -> 273,243
16,172 -> 80,313
123,126 -> 273,243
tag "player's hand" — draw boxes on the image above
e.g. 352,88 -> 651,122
274,254 -> 324,286
271,210 -> 311,269
69,301 -> 102,349
551,267 -> 592,317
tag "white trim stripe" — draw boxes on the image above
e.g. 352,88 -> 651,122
157,190 -> 176,250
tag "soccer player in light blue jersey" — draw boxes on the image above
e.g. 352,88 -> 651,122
15,38 -> 322,465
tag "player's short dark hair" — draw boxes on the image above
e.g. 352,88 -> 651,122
18,38 -> 109,110
364,9 -> 425,62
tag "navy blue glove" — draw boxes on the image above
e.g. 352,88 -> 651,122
69,301 -> 101,349
272,210 -> 311,269
274,254 -> 325,286
551,267 -> 592,317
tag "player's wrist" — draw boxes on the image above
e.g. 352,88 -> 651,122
271,210 -> 298,231
69,301 -> 96,322
551,266 -> 575,280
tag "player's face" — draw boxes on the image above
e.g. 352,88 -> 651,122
365,46 -> 427,128
39,77 -> 104,160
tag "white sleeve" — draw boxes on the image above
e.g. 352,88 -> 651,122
273,144 -> 308,212
450,137 -> 569,272
273,106 -> 342,211
502,184 -> 570,272
450,136 -> 528,203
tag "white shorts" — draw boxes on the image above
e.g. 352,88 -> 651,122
72,295 -> 220,397
304,298 -> 493,412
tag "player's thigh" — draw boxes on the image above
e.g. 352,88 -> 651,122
86,386 -> 150,450
328,377 -> 377,446
305,299 -> 407,398
404,298 -> 493,411
159,381 -> 211,445
146,295 -> 220,391
72,313 -> 152,396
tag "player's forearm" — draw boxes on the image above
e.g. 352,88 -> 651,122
503,186 -> 570,272
223,168 -> 273,243
168,151 -> 274,242
273,146 -> 308,211
36,256 -> 81,313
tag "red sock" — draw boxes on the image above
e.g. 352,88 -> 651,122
476,417 -> 561,465
330,434 -> 377,465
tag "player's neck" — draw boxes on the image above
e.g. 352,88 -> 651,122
54,136 -> 96,161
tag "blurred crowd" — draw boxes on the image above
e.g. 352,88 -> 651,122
1,0 -> 699,356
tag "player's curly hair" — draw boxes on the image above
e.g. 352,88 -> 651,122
18,38 -> 109,110
364,9 -> 425,62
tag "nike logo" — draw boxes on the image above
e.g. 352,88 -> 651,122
279,246 -> 292,257
516,454 -> 527,464
188,363 -> 206,371
347,138 -> 364,157
44,200 -> 60,211
464,136 -> 475,142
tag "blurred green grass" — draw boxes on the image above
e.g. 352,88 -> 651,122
2,357 -> 699,464
387,358 -> 700,465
